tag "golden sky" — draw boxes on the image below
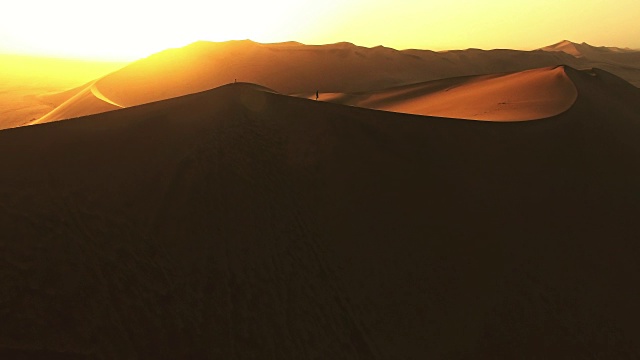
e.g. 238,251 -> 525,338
1,0 -> 639,60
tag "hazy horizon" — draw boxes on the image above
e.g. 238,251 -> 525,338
2,0 -> 639,61
0,38 -> 637,63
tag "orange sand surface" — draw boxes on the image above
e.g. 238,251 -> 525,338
314,66 -> 578,121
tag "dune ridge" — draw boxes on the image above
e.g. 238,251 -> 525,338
1,66 -> 640,358
541,40 -> 640,58
540,40 -> 640,86
32,81 -> 121,124
90,84 -> 124,108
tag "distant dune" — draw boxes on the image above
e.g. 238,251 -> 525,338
32,82 -> 122,124
305,66 -> 577,121
541,39 -> 640,58
0,55 -> 125,130
540,40 -> 640,86
1,66 -> 640,358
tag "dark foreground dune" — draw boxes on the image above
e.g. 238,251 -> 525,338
1,67 -> 640,358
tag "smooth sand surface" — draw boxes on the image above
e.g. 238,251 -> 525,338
1,67 -> 640,358
311,66 -> 578,121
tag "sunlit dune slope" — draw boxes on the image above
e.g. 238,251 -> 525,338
2,67 -> 640,358
36,82 -> 93,109
33,82 -> 122,124
0,54 -> 126,130
310,66 -> 577,121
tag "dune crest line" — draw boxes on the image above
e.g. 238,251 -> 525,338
90,84 -> 123,108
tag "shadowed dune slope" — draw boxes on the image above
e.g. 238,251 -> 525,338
310,66 -> 577,121
2,69 -> 640,358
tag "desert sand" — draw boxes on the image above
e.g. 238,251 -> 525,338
27,39 -> 640,125
541,39 -> 640,60
0,55 -> 125,130
540,40 -> 640,86
1,66 -> 640,358
32,83 -> 122,125
307,66 -> 578,120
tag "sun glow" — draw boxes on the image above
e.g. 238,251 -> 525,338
1,0 -> 639,61
0,0 -> 348,61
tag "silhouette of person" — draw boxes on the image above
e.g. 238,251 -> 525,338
316,90 -> 319,100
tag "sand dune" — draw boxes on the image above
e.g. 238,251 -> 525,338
1,67 -> 640,358
31,40 -> 593,124
89,84 -> 123,108
540,40 -> 640,86
308,66 -> 577,121
541,40 -> 586,57
30,40 -> 640,125
541,40 -> 640,59
0,55 -> 125,130
33,82 -> 121,124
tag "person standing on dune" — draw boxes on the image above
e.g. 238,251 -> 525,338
316,90 -> 319,100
